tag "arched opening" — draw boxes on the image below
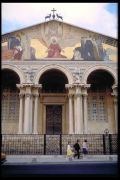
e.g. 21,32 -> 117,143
2,69 -> 20,134
38,69 -> 68,135
39,69 -> 68,93
87,69 -> 115,134
87,70 -> 114,92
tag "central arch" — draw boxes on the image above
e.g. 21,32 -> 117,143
36,65 -> 71,135
35,64 -> 74,84
39,69 -> 68,93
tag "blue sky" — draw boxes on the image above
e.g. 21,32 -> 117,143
106,3 -> 118,14
2,3 -> 118,38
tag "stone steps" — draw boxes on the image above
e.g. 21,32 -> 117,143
4,155 -> 117,164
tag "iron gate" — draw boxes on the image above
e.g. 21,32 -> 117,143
2,134 -> 117,155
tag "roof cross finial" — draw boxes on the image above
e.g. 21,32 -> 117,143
51,8 -> 56,19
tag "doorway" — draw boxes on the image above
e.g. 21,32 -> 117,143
46,105 -> 62,134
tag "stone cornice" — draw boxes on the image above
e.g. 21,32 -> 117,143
17,83 -> 42,90
17,83 -> 34,88
65,84 -> 74,89
2,60 -> 117,66
32,84 -> 42,89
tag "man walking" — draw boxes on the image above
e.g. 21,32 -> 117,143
73,139 -> 81,159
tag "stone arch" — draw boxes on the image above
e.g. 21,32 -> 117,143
82,65 -> 117,84
35,64 -> 74,84
2,64 -> 25,84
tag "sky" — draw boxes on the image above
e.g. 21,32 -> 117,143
2,3 -> 118,38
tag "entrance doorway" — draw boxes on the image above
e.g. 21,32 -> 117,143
46,105 -> 62,134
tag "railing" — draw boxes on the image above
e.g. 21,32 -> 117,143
1,134 -> 117,155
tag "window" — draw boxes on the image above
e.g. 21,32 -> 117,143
88,93 -> 107,121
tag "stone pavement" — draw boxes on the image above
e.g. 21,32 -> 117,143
3,155 -> 117,165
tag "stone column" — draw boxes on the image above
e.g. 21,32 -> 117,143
82,84 -> 90,134
75,85 -> 83,134
16,84 -> 25,134
68,94 -> 74,134
83,94 -> 88,134
24,93 -> 31,134
33,94 -> 39,134
18,93 -> 24,134
76,93 -> 83,134
29,94 -> 33,133
65,84 -> 74,134
33,84 -> 42,134
113,97 -> 117,133
112,84 -> 118,133
74,94 -> 77,133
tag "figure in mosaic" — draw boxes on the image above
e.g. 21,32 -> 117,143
13,45 -> 23,60
46,36 -> 66,58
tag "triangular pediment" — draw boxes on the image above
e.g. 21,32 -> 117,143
2,19 -> 117,61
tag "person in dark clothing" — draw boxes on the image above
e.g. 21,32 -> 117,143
73,140 -> 81,159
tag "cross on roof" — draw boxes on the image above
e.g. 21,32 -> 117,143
51,8 -> 56,15
51,8 -> 56,19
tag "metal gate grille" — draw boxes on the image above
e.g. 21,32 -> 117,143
2,134 -> 117,155
45,135 -> 60,155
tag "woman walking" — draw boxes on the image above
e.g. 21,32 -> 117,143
67,141 -> 74,161
82,139 -> 88,158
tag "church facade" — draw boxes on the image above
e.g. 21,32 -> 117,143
2,19 -> 118,135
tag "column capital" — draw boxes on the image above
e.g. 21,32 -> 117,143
73,83 -> 84,88
33,84 -> 42,89
19,93 -> 24,98
32,84 -> 42,94
111,92 -> 117,97
112,84 -> 117,97
82,93 -> 88,97
65,84 -> 74,89
83,84 -> 91,88
33,93 -> 39,98
22,83 -> 34,87
17,83 -> 35,88
75,93 -> 82,97
25,93 -> 32,98
16,84 -> 24,89
112,84 -> 117,89
68,93 -> 73,98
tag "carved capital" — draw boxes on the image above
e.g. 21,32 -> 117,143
75,93 -> 82,97
111,92 -> 117,97
68,94 -> 73,98
112,84 -> 117,97
33,94 -> 39,98
65,84 -> 73,89
25,93 -> 32,98
83,93 -> 88,97
16,84 -> 24,89
19,93 -> 24,98
84,84 -> 91,88
33,84 -> 42,89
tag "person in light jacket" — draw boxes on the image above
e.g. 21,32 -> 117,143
82,139 -> 88,158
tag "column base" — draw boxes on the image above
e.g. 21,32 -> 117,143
33,131 -> 38,134
18,131 -> 23,134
